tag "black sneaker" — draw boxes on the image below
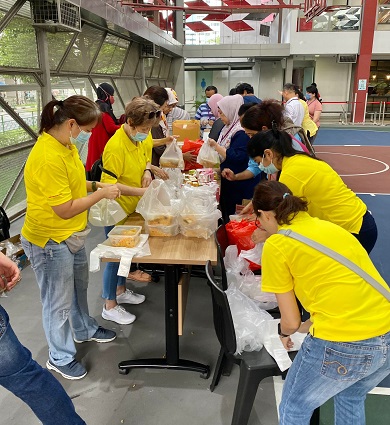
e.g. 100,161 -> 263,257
74,326 -> 117,343
46,359 -> 87,380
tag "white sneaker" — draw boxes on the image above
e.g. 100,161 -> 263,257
102,305 -> 136,325
116,289 -> 145,305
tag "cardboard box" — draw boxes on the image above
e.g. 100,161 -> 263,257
0,234 -> 30,270
172,120 -> 201,142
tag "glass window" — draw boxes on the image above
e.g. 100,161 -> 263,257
61,24 -> 105,73
143,58 -> 154,79
0,12 -> 39,68
122,42 -> 142,77
6,180 -> 27,210
159,55 -> 172,80
92,34 -> 129,74
151,56 -> 162,78
0,147 -> 31,205
50,77 -> 95,100
47,31 -> 76,71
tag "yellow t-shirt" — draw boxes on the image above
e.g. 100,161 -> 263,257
280,155 -> 367,233
299,99 -> 317,137
22,132 -> 87,248
101,125 -> 150,216
261,212 -> 390,341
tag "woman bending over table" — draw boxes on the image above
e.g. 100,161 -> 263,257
246,128 -> 377,253
252,180 -> 390,425
21,96 -> 120,380
100,97 -> 161,325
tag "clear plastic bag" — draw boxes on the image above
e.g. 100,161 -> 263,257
136,180 -> 178,225
197,142 -> 220,169
226,286 -> 273,354
159,140 -> 184,169
239,243 -> 263,266
88,198 -> 127,227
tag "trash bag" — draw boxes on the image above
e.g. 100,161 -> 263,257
226,286 -> 273,354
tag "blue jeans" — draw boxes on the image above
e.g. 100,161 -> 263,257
353,210 -> 378,254
102,226 -> 126,300
0,305 -> 86,424
279,332 -> 390,425
21,237 -> 98,366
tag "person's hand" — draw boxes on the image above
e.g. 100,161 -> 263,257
200,118 -> 208,128
166,135 -> 180,144
251,227 -> 269,244
141,170 -> 153,188
240,200 -> 254,215
208,138 -> 217,149
151,165 -> 169,180
280,335 -> 294,350
0,252 -> 21,293
183,150 -> 197,164
221,168 -> 236,181
101,184 -> 121,200
208,120 -> 214,127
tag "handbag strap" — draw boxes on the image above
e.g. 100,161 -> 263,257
278,229 -> 390,302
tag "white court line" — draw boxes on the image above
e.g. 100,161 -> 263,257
316,152 -> 389,177
369,387 -> 390,396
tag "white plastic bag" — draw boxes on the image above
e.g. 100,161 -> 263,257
88,198 -> 127,227
226,286 -> 273,354
239,243 -> 263,266
159,140 -> 184,169
197,142 -> 220,168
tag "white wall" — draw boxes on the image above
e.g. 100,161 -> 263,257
313,57 -> 352,113
259,61 -> 284,100
184,71 -> 197,115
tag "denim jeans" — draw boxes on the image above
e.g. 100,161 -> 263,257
0,305 -> 86,424
353,210 -> 378,254
21,237 -> 98,366
102,225 -> 126,300
279,332 -> 390,425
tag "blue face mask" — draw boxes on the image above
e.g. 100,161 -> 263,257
258,156 -> 279,174
132,132 -> 148,142
205,97 -> 210,104
305,93 -> 312,101
70,124 -> 91,145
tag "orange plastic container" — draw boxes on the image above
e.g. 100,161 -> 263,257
172,120 -> 200,142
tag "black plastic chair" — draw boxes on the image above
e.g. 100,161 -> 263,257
215,223 -> 229,290
205,261 -> 319,425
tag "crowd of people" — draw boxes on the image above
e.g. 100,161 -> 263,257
1,80 -> 389,425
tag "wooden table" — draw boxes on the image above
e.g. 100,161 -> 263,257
112,214 -> 218,377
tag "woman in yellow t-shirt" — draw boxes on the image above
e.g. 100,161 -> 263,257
247,128 -> 377,253
100,97 -> 161,325
252,180 -> 390,425
21,96 -> 121,381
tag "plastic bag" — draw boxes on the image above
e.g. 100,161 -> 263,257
136,180 -> 178,225
182,139 -> 203,170
226,286 -> 273,354
239,243 -> 263,266
225,219 -> 261,271
197,142 -> 220,169
88,198 -> 127,227
159,140 -> 184,169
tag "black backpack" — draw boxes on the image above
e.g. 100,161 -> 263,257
89,157 -> 117,182
0,206 -> 10,242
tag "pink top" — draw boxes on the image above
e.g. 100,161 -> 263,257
307,98 -> 323,128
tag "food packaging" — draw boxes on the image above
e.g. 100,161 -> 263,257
107,225 -> 142,248
145,223 -> 180,237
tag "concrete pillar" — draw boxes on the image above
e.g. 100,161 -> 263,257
285,57 -> 294,84
352,0 -> 378,123
35,28 -> 52,106
174,0 -> 185,44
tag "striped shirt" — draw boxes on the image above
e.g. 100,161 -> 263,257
194,103 -> 216,129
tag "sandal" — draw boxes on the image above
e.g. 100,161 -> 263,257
127,269 -> 152,282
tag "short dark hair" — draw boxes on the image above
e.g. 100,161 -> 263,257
205,85 -> 218,93
39,95 -> 100,134
143,85 -> 169,107
229,87 -> 237,95
283,83 -> 296,93
252,180 -> 308,226
241,99 -> 284,131
236,83 -> 254,95
238,102 -> 257,118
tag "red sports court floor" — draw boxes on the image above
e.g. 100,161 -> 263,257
315,146 -> 390,194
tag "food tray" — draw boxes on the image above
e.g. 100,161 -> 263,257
107,225 -> 142,248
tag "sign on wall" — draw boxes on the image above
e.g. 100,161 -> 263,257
358,79 -> 367,91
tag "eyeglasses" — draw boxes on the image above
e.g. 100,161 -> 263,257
146,110 -> 162,119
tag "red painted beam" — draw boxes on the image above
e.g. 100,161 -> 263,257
352,0 -> 378,123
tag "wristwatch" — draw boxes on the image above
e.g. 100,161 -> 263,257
91,181 -> 97,192
278,323 -> 291,338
